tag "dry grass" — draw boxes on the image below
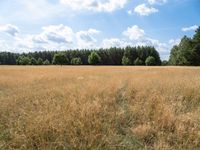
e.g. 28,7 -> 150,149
0,66 -> 200,150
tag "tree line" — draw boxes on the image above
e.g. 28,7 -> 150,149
0,46 -> 161,66
169,26 -> 200,65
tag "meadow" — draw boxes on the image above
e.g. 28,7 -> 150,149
0,66 -> 200,149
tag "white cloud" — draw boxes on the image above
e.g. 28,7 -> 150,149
0,24 -> 19,36
169,38 -> 181,46
144,38 -> 168,54
16,0 -> 64,21
148,0 -> 167,5
182,25 -> 198,32
14,34 -> 48,52
127,10 -> 132,15
60,0 -> 128,12
12,24 -> 75,52
11,25 -> 101,51
0,40 -> 10,51
123,25 -> 145,40
102,38 -> 131,48
33,24 -> 74,44
76,29 -> 100,48
134,4 -> 158,16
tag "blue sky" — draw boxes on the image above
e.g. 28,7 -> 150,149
0,0 -> 199,59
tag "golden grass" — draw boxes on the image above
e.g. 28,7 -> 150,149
0,66 -> 200,149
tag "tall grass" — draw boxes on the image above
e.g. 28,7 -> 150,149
0,66 -> 200,149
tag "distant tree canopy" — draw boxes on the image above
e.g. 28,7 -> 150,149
134,58 -> 144,66
31,58 -> 37,65
37,58 -> 43,65
0,46 -> 161,66
17,56 -> 31,65
53,53 -> 69,65
169,26 -> 200,66
88,52 -> 101,65
71,57 -> 82,65
122,46 -> 161,66
145,56 -> 156,66
43,59 -> 50,65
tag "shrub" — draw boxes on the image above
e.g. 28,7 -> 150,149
37,58 -> 43,65
53,53 -> 69,65
71,58 -> 82,65
145,56 -> 156,66
162,60 -> 168,66
16,56 -> 31,65
88,52 -> 101,65
43,59 -> 50,65
122,56 -> 131,65
134,58 -> 144,66
30,58 -> 37,65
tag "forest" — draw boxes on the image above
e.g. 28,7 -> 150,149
0,46 -> 161,66
169,27 -> 200,65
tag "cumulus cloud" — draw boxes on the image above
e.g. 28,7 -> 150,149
60,0 -> 128,12
148,0 -> 167,5
32,24 -> 74,44
102,38 -> 131,48
0,40 -> 10,51
182,25 -> 198,32
169,38 -> 181,46
123,25 -> 145,40
0,24 -> 19,36
76,29 -> 100,48
12,25 -> 101,51
134,4 -> 158,16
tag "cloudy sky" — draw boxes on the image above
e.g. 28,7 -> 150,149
0,0 -> 199,59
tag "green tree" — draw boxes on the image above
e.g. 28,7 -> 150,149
17,56 -> 31,65
134,57 -> 143,66
53,53 -> 69,65
193,26 -> 200,44
37,58 -> 43,65
169,46 -> 179,65
169,36 -> 193,65
88,52 -> 101,65
162,60 -> 168,66
122,56 -> 131,65
71,57 -> 82,65
43,59 -> 50,65
123,46 -> 137,65
191,43 -> 200,66
31,58 -> 37,65
145,56 -> 156,66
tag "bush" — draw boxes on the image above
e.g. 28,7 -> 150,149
71,58 -> 82,65
162,60 -> 168,66
37,58 -> 43,65
16,56 -> 31,65
30,58 -> 37,65
43,59 -> 50,65
53,53 -> 69,65
122,56 -> 131,65
145,56 -> 156,66
134,58 -> 144,66
88,52 -> 101,65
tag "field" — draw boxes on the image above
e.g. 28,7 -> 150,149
0,66 -> 200,149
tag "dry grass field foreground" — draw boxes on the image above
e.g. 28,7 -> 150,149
0,66 -> 200,150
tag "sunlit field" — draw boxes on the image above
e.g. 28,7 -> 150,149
0,66 -> 200,149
